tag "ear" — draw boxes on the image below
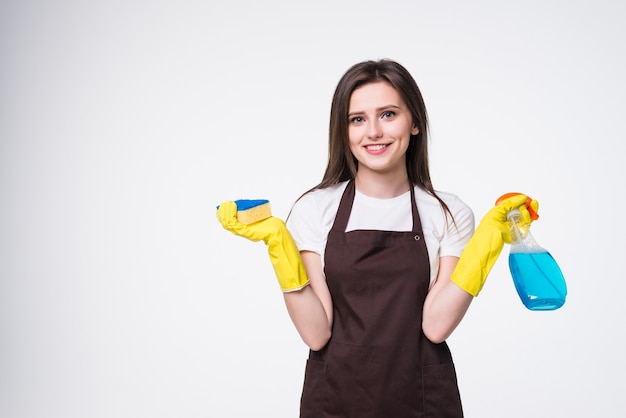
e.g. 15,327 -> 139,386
411,125 -> 419,135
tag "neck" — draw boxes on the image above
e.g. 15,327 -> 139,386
354,171 -> 411,199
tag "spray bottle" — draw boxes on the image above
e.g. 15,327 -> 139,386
496,193 -> 567,311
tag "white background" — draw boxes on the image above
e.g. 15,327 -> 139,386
1,1 -> 625,417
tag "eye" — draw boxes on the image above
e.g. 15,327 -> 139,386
381,110 -> 396,119
349,116 -> 364,124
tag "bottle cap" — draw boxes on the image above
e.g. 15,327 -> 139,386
495,192 -> 539,220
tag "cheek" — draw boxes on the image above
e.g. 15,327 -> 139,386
347,126 -> 361,146
347,132 -> 362,157
391,122 -> 414,139
348,140 -> 360,156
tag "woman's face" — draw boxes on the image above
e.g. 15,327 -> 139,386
347,81 -> 418,178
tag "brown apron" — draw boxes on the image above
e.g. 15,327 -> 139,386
299,180 -> 464,418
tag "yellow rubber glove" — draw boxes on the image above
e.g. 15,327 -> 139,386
216,201 -> 310,292
450,194 -> 539,296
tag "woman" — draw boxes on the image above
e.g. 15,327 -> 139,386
217,59 -> 537,417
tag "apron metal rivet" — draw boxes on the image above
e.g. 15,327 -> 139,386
414,235 -> 420,241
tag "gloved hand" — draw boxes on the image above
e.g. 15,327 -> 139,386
216,201 -> 310,292
450,194 -> 539,297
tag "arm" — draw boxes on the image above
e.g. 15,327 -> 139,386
422,256 -> 473,344
216,201 -> 332,351
422,194 -> 540,343
283,251 -> 333,351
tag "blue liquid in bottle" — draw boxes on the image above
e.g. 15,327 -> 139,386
507,209 -> 567,311
509,251 -> 567,310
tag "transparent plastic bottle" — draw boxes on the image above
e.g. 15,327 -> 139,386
499,194 -> 568,311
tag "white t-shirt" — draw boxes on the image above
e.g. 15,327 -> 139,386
286,181 -> 475,285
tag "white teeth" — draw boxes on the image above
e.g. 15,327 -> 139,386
366,144 -> 386,151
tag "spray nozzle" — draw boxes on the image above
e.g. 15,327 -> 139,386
495,192 -> 539,221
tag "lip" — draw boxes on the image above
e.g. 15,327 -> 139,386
364,144 -> 389,154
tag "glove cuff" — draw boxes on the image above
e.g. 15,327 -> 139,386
267,226 -> 311,292
450,229 -> 505,297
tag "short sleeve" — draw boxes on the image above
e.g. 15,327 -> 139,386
439,195 -> 475,257
286,193 -> 324,255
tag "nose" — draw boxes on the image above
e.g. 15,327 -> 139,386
367,119 -> 383,139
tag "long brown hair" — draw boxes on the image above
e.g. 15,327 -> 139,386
294,59 -> 454,221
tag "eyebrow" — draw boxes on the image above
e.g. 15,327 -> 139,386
347,104 -> 401,118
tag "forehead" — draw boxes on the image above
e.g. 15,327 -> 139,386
349,81 -> 403,109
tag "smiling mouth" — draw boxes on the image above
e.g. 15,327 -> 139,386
365,144 -> 388,151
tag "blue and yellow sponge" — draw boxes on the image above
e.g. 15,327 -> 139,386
230,199 -> 272,224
